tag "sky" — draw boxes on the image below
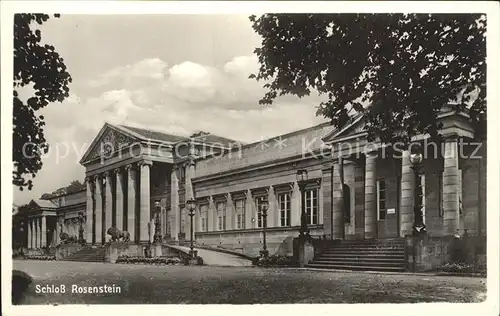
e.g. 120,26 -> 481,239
14,14 -> 327,205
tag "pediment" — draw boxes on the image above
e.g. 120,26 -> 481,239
322,114 -> 367,143
80,123 -> 139,165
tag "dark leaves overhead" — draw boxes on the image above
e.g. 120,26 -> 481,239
249,13 -> 486,145
13,14 -> 72,190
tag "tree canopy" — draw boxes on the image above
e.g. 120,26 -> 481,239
249,13 -> 486,145
13,14 -> 72,190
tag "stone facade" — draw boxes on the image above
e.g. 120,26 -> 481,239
14,108 -> 486,261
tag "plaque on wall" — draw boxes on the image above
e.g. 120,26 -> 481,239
387,208 -> 396,214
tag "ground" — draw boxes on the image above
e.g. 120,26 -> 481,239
13,260 -> 486,304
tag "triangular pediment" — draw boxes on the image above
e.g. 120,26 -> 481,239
322,114 -> 367,143
80,123 -> 140,165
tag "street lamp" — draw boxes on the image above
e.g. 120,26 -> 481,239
259,199 -> 269,258
296,169 -> 309,238
153,200 -> 162,243
410,143 -> 427,235
186,198 -> 198,258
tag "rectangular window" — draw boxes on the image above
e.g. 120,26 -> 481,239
305,188 -> 319,225
216,201 -> 226,231
377,179 -> 387,220
199,204 -> 208,232
278,193 -> 291,227
256,196 -> 267,228
234,199 -> 245,229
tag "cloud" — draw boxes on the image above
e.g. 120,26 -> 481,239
14,55 -> 328,205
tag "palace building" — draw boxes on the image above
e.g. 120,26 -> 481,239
14,106 -> 486,265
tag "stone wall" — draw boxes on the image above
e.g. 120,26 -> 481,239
195,225 -> 324,257
404,233 -> 486,272
55,244 -> 83,260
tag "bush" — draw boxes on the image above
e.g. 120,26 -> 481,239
24,255 -> 55,261
252,255 -> 295,267
115,255 -> 182,265
439,261 -> 486,275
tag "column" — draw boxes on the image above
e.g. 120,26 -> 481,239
332,161 -> 344,239
27,220 -> 32,248
104,171 -> 113,240
291,183 -> 301,226
170,164 -> 180,239
267,189 -> 276,228
85,177 -> 94,244
37,218 -> 41,248
55,218 -> 60,246
139,160 -> 153,243
41,216 -> 47,247
225,193 -> 233,230
115,168 -> 125,231
208,196 -> 216,231
400,150 -> 414,237
94,175 -> 103,244
364,150 -> 378,239
31,220 -> 36,248
443,136 -> 460,235
126,164 -> 137,242
244,189 -> 253,229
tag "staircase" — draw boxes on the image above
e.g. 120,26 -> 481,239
61,246 -> 107,263
306,239 -> 406,272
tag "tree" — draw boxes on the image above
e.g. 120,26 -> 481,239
66,180 -> 85,194
13,14 -> 72,190
249,14 -> 486,145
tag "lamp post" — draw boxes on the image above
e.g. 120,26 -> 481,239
410,143 -> 427,236
153,200 -> 162,243
259,199 -> 269,258
296,169 -> 309,238
186,198 -> 198,258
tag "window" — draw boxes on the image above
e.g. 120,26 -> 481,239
377,179 -> 387,220
199,204 -> 208,232
278,193 -> 291,227
255,196 -> 268,228
305,188 -> 319,225
216,201 -> 226,231
234,199 -> 245,229
343,184 -> 351,223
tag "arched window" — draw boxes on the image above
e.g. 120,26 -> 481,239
343,184 -> 351,223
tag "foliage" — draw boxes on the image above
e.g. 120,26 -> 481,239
13,13 -> 72,191
252,255 -> 295,267
24,255 -> 56,260
116,255 -> 182,265
249,14 -> 486,145
439,261 -> 486,275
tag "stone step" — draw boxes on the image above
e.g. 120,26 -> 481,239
305,263 -> 406,272
315,256 -> 405,262
318,253 -> 404,259
311,260 -> 405,267
321,249 -> 405,255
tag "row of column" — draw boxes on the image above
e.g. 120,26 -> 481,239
86,160 -> 153,244
27,216 -> 46,249
185,184 -> 308,237
329,137 -> 461,238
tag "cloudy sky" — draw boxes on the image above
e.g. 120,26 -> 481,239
14,14 -> 327,204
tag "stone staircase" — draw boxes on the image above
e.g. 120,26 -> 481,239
306,238 -> 406,272
61,246 -> 107,263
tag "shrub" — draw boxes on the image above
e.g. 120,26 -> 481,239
439,261 -> 486,275
252,255 -> 295,267
115,255 -> 182,265
24,255 -> 55,261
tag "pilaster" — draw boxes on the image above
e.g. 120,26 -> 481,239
443,136 -> 460,235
